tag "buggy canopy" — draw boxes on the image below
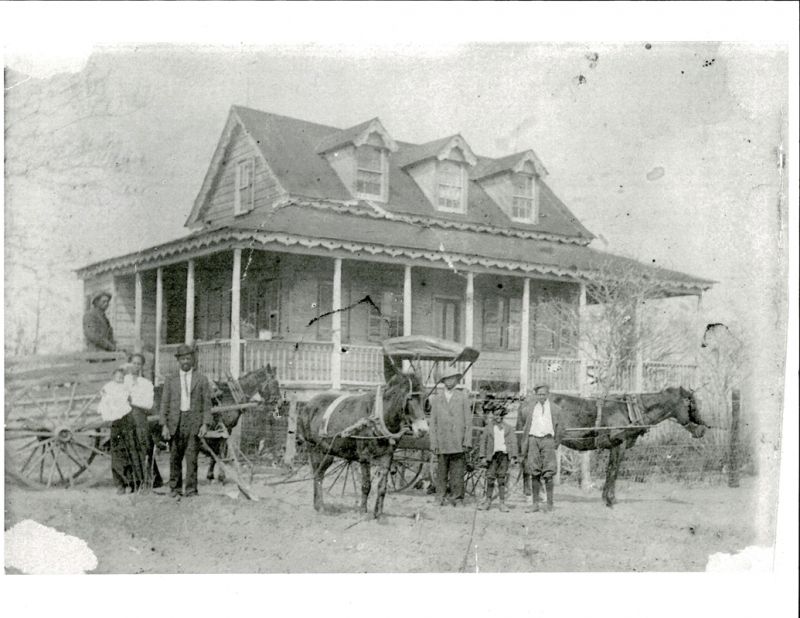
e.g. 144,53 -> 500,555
382,335 -> 480,364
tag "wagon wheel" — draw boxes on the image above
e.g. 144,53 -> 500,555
4,378 -> 108,487
464,445 -> 486,498
388,448 -> 425,493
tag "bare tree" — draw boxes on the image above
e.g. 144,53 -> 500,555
4,62 -> 151,355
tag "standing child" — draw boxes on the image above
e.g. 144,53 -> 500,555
477,400 -> 519,512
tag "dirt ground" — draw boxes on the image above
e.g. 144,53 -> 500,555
4,453 -> 770,574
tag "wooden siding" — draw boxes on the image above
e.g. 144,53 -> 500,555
203,124 -> 283,226
112,275 -> 136,352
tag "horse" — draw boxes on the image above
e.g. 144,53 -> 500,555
549,386 -> 707,507
203,364 -> 282,482
297,370 -> 429,518
151,365 -> 281,484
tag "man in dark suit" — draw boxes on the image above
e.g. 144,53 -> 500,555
519,384 -> 563,512
159,344 -> 213,498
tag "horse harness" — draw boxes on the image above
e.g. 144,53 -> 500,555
318,383 -> 409,442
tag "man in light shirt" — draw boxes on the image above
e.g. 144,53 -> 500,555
519,384 -> 562,512
159,345 -> 213,498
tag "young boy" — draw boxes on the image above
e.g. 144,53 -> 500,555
477,399 -> 519,512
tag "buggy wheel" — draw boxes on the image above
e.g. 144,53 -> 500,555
4,379 -> 107,487
324,459 -> 363,502
388,449 -> 425,493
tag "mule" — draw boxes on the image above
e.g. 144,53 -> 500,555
297,371 -> 428,518
549,386 -> 707,507
203,364 -> 282,483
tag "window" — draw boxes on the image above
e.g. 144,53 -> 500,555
533,301 -> 576,354
434,298 -> 461,342
355,145 -> 383,198
241,279 -> 281,339
315,281 -> 350,341
437,160 -> 464,212
234,159 -> 255,215
482,295 -> 521,350
512,173 -> 534,221
367,289 -> 403,342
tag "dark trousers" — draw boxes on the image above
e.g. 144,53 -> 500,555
486,451 -> 510,482
169,422 -> 200,495
437,452 -> 466,503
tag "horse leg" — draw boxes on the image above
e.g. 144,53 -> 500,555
359,460 -> 371,514
602,444 -> 626,507
372,454 -> 391,519
217,440 -> 227,484
309,449 -> 334,512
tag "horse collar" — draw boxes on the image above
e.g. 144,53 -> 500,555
371,384 -> 406,441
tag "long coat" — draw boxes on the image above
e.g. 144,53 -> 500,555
83,306 -> 116,351
158,371 -> 214,437
518,399 -> 563,458
429,388 -> 472,455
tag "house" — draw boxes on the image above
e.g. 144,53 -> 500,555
77,105 -> 712,398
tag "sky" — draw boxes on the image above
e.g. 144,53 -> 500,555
1,1 -> 798,614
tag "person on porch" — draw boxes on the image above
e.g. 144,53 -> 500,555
159,345 -> 213,498
429,369 -> 472,507
83,291 -> 116,352
519,384 -> 563,513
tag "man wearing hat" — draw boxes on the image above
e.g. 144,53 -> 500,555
519,384 -> 563,512
83,291 -> 117,351
429,368 -> 472,507
159,345 -> 213,498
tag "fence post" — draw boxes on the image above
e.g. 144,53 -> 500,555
728,388 -> 741,488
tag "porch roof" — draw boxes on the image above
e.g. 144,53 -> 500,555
76,203 -> 714,296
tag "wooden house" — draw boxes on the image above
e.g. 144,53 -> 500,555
77,106 -> 711,398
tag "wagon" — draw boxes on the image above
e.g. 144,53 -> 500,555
4,351 -> 129,487
4,351 -> 265,488
323,336 -> 506,497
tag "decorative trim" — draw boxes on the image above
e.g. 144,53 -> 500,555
75,228 -> 712,295
279,197 -> 591,245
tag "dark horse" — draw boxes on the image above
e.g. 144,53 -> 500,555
550,386 -> 707,507
152,365 -> 281,483
297,371 -> 428,518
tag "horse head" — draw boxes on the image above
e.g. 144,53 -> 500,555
383,371 -> 429,438
256,364 -> 282,410
668,386 -> 708,438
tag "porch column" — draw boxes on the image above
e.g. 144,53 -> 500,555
464,272 -> 475,392
519,278 -> 531,394
331,258 -> 342,389
185,260 -> 195,345
154,267 -> 163,382
134,270 -> 143,353
230,248 -> 242,379
403,265 -> 412,336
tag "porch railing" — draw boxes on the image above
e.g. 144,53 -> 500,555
243,339 -> 332,384
341,344 -> 384,385
157,340 -> 697,394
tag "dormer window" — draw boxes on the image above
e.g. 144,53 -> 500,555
234,158 -> 255,215
511,173 -> 534,221
355,145 -> 384,198
437,160 -> 466,212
